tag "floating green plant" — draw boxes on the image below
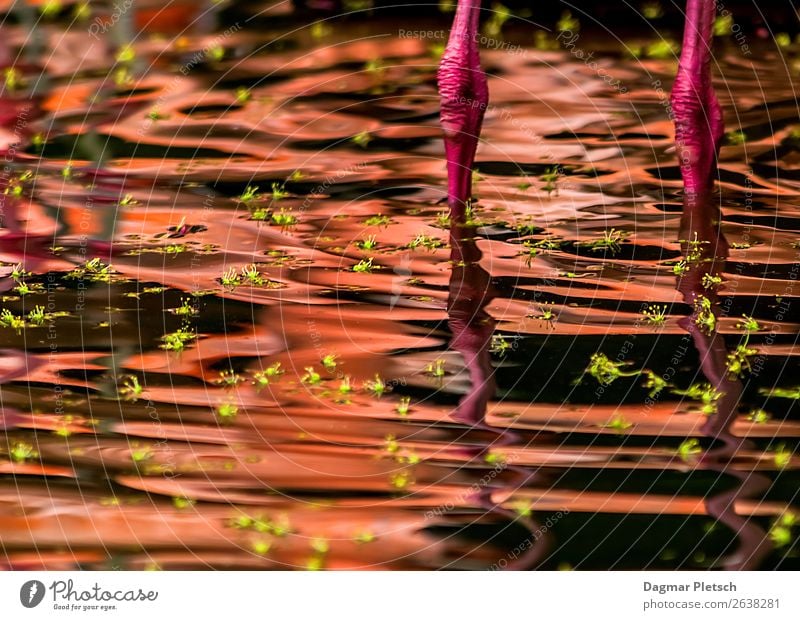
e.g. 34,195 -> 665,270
119,376 -> 144,401
301,367 -> 322,385
206,44 -> 225,62
173,496 -> 196,510
220,267 -> 241,288
396,396 -> 411,417
352,130 -> 372,148
321,353 -> 338,373
424,359 -> 446,378
489,335 -> 513,356
760,386 -> 800,400
27,305 -> 46,326
725,130 -> 747,146
9,441 -> 38,463
364,215 -> 392,227
389,470 -> 412,490
769,512 -> 797,548
216,370 -> 244,387
736,315 -> 761,332
641,304 -> 667,325
408,233 -> 444,250
578,229 -> 627,253
641,2 -> 664,19
556,10 -> 580,33
529,302 -> 557,322
352,258 -> 375,273
271,209 -> 298,227
746,409 -> 771,424
130,446 -> 153,463
66,258 -> 116,283
701,273 -> 722,289
3,67 -> 22,92
354,531 -> 376,544
604,414 -> 632,434
270,182 -> 288,201
235,87 -> 251,104
677,438 -> 702,463
171,298 -> 198,318
358,235 -> 378,250
364,374 -> 389,397
238,185 -> 260,204
161,327 -> 196,352
216,401 -> 239,421
338,375 -> 353,394
673,383 -> 722,415
540,166 -> 561,197
713,13 -> 733,36
773,443 -> 792,469
693,295 -> 716,334
0,309 -> 26,333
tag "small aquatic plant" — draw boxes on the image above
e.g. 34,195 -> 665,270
9,441 -> 38,463
773,443 -> 792,469
578,229 -> 627,253
270,182 -> 288,201
338,376 -> 353,394
365,215 -> 392,227
396,397 -> 411,417
673,383 -> 722,415
769,512 -> 797,548
238,185 -> 260,204
677,438 -> 702,463
389,471 -> 413,490
556,10 -> 580,33
759,386 -> 800,400
725,130 -> 747,146
736,315 -> 761,332
364,374 -> 389,397
424,359 -> 446,378
407,233 -> 444,250
161,327 -> 196,352
301,367 -> 322,385
216,401 -> 239,421
130,446 -> 153,463
529,302 -> 557,322
641,304 -> 667,325
220,267 -> 242,288
693,295 -> 716,334
172,298 -> 198,318
352,130 -> 372,148
746,409 -> 770,424
241,264 -> 265,286
119,376 -> 144,401
271,209 -> 298,227
321,354 -> 338,373
235,87 -> 251,104
726,342 -> 758,379
489,335 -> 513,356
358,235 -> 378,250
352,258 -> 375,273
0,309 -> 25,333
642,1 -> 664,19
216,370 -> 244,387
173,496 -> 196,510
540,166 -> 561,197
28,305 -> 46,326
354,531 -> 376,544
701,273 -> 722,289
604,414 -> 632,434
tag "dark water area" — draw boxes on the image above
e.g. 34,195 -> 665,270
0,1 -> 798,570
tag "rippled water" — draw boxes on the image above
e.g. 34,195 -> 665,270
0,3 -> 798,570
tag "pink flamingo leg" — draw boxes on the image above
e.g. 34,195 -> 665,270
438,0 -> 488,220
671,0 -> 725,250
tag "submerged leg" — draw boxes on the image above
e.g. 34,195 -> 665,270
671,0 -> 725,247
438,0 -> 487,220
